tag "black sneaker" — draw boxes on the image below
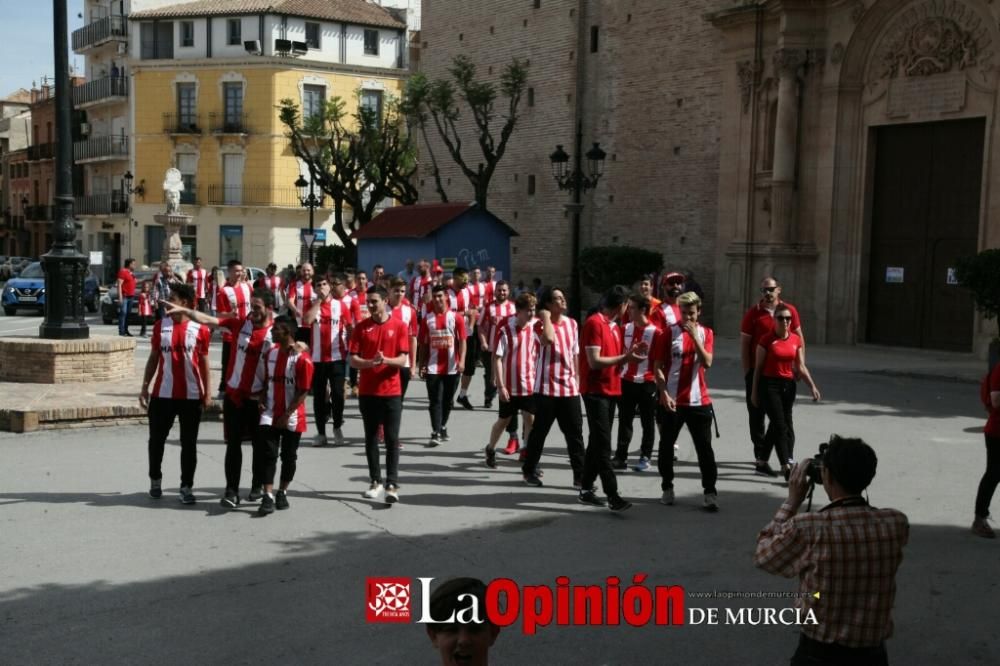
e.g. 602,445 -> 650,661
275,490 -> 290,510
608,496 -> 633,512
220,489 -> 240,508
754,462 -> 778,478
612,458 -> 628,470
484,398 -> 493,409
246,486 -> 263,502
523,473 -> 543,487
485,446 -> 497,469
257,494 -> 275,516
149,479 -> 162,499
457,395 -> 474,410
578,490 -> 608,507
440,428 -> 450,441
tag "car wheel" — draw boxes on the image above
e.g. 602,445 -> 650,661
3,307 -> 15,316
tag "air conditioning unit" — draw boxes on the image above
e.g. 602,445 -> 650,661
291,41 -> 308,56
80,122 -> 91,136
244,40 -> 261,55
117,42 -> 127,55
275,38 -> 291,55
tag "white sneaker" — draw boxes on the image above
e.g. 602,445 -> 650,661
385,485 -> 399,504
660,489 -> 675,505
312,434 -> 328,448
363,482 -> 383,499
703,493 -> 719,512
332,428 -> 344,446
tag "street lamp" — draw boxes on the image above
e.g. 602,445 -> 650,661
295,171 -> 321,264
122,171 -> 144,265
549,122 -> 606,319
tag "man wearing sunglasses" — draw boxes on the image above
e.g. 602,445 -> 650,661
651,272 -> 686,329
740,277 -> 804,477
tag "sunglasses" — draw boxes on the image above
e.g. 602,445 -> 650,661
775,315 -> 792,322
760,286 -> 778,293
665,279 -> 685,286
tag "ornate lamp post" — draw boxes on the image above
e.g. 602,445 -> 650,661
122,170 -> 144,266
295,171 -> 321,264
549,121 -> 606,318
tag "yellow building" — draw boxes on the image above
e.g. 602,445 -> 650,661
126,0 -> 409,269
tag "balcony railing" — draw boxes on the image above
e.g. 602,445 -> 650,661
72,76 -> 128,107
27,143 -> 55,161
206,184 -> 328,208
209,112 -> 250,134
25,205 -> 53,222
72,15 -> 127,52
163,113 -> 203,135
73,135 -> 129,161
75,191 -> 128,216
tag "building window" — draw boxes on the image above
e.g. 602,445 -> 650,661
303,84 -> 325,121
360,89 -> 383,127
140,21 -> 174,59
305,22 -> 321,49
220,225 -> 243,265
181,21 -> 194,47
527,174 -> 536,195
227,19 -> 241,46
177,83 -> 197,129
364,29 -> 379,56
223,82 -> 243,129
590,25 -> 599,53
176,153 -> 197,204
534,0 -> 541,8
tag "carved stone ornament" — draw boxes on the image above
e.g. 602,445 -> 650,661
831,42 -> 846,65
773,48 -> 809,78
163,167 -> 185,215
851,0 -> 867,24
880,16 -> 978,78
737,60 -> 760,113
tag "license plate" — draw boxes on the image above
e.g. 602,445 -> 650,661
19,296 -> 37,302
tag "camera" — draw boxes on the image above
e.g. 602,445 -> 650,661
806,441 -> 829,486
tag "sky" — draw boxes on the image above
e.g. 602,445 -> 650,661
0,1 -> 84,97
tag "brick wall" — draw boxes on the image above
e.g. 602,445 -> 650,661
0,336 -> 136,384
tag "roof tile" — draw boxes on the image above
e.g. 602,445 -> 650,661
130,0 -> 405,29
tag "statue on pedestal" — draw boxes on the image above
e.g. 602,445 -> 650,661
154,167 -> 194,279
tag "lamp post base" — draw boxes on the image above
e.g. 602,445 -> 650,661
38,250 -> 90,340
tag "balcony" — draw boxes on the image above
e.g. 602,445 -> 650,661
25,205 -> 53,222
163,113 -> 203,136
209,112 -> 250,135
75,191 -> 128,216
72,15 -> 127,53
27,143 -> 55,161
72,76 -> 128,108
206,184 -> 328,208
73,136 -> 129,163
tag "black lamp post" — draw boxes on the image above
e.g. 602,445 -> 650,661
40,0 -> 88,339
295,171 -> 320,264
549,121 -> 606,319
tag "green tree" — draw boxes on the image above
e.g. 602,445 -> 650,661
578,246 -> 664,293
402,56 -> 528,211
956,248 -> 1000,339
278,92 -> 419,262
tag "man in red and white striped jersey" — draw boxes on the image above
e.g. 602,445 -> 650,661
388,278 -> 418,397
418,284 -> 467,446
477,280 -> 515,409
185,257 -> 209,313
251,315 -> 314,516
140,283 -> 211,505
255,262 -> 285,312
285,262 -> 316,343
483,292 -> 538,469
482,265 -> 498,307
409,259 -> 432,311
452,267 -> 481,411
215,259 -> 253,395
651,271 -> 685,329
520,287 -> 586,488
652,291 -> 719,511
303,274 -> 353,447
614,292 -> 662,472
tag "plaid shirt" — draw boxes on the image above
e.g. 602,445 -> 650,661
753,498 -> 909,648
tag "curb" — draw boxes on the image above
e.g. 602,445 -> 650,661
0,401 -> 224,433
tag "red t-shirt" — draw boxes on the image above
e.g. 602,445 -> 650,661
117,268 -> 136,297
311,298 -> 353,363
985,362 -> 1000,438
579,313 -> 623,397
418,310 -> 467,375
221,317 -> 274,403
253,346 -> 314,433
186,268 -> 208,299
621,322 -> 660,383
533,316 -> 579,397
758,332 -> 803,380
654,323 -> 714,406
741,301 -> 802,368
150,319 -> 211,400
349,316 -> 410,397
650,302 -> 681,330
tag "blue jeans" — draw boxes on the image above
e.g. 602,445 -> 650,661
118,296 -> 134,334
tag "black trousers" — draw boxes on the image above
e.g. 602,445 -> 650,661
254,425 -> 302,486
349,366 -> 358,389
359,395 -> 402,486
426,373 -> 460,433
975,434 -> 1000,518
657,404 -> 717,494
463,329 -> 479,377
762,376 -> 797,464
219,341 -> 232,393
616,381 -> 657,460
147,397 -> 202,488
581,394 -> 620,498
480,350 -> 497,401
790,634 -> 888,666
522,394 -> 586,478
400,367 -> 411,397
745,369 -> 769,461
223,395 -> 260,494
313,360 -> 347,435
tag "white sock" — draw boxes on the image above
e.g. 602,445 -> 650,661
459,389 -> 467,398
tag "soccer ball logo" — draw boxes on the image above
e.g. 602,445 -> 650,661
369,581 -> 411,617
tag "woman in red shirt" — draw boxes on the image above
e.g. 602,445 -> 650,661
973,361 -> 1000,538
751,304 -> 821,480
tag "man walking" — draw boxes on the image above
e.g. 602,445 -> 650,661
388,278 -> 418,397
418,285 -> 467,446
477,280 -> 514,409
286,262 -> 316,343
614,292 -> 661,471
185,256 -> 209,312
256,262 -> 285,312
215,259 -> 253,396
304,274 -> 353,447
116,258 -> 136,337
152,262 -> 182,320
451,267 -> 479,411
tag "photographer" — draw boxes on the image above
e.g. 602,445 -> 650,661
754,436 -> 909,665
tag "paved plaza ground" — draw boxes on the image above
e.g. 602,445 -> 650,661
1,311 -> 996,664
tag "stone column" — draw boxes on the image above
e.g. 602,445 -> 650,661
770,48 -> 806,245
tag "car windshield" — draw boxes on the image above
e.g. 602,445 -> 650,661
20,263 -> 44,279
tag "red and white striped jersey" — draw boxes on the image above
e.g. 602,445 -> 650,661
656,323 -> 714,407
410,275 -> 432,308
621,322 -> 660,383
651,302 -> 681,329
186,268 -> 208,299
467,281 -> 486,309
349,288 -> 371,321
222,317 -> 274,403
391,301 -> 419,368
482,280 -> 497,307
494,317 -> 540,397
311,298 -> 353,363
478,300 -> 516,352
216,282 -> 253,342
256,275 -> 284,309
419,310 -> 467,375
150,318 -> 211,400
287,280 -> 317,327
138,292 -> 153,317
533,316 -> 580,397
449,287 -> 475,338
254,346 -> 314,433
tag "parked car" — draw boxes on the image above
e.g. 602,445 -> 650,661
5,256 -> 32,279
245,266 -> 266,284
1,262 -> 99,315
101,269 -> 158,324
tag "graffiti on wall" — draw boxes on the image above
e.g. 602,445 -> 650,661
457,247 -> 491,269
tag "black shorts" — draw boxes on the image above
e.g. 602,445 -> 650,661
462,334 -> 479,377
499,394 -> 535,419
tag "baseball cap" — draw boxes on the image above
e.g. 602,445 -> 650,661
661,271 -> 685,284
432,260 -> 444,274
